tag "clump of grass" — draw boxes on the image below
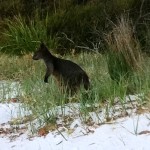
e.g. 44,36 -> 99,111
1,50 -> 150,129
22,77 -> 67,124
106,16 -> 143,84
1,16 -> 57,56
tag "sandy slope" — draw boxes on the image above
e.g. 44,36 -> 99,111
0,81 -> 150,150
0,102 -> 150,150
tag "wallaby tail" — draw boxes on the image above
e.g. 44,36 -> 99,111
83,74 -> 90,90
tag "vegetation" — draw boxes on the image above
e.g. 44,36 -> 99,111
0,0 -> 150,54
0,0 -> 150,129
106,16 -> 142,83
1,49 -> 150,127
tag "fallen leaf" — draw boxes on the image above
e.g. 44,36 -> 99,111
9,98 -> 18,103
136,107 -> 148,114
0,128 -> 7,134
38,124 -> 56,136
38,128 -> 49,136
106,117 -> 112,122
138,130 -> 150,135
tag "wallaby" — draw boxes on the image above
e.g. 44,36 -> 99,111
32,43 -> 90,95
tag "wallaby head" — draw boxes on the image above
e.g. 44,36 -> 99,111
32,42 -> 51,60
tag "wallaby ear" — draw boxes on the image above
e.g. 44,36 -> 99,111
40,42 -> 45,48
40,42 -> 48,51
39,42 -> 50,52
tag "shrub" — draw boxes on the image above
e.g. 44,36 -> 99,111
1,0 -> 150,55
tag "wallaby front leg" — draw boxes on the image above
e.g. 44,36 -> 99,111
44,62 -> 53,83
44,71 -> 51,83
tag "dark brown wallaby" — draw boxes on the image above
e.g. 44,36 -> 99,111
32,43 -> 90,94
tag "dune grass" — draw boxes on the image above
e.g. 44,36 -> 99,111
1,50 -> 150,127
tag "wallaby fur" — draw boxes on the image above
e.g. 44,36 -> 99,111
32,43 -> 90,94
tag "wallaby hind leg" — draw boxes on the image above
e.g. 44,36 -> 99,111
44,71 -> 50,83
83,75 -> 90,90
76,73 -> 90,90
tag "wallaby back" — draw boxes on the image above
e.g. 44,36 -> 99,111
33,43 -> 90,95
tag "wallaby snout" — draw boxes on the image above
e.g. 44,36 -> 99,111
32,54 -> 39,60
32,49 -> 43,60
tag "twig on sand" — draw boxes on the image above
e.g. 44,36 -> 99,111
56,128 -> 68,141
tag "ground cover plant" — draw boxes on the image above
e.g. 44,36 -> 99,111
1,39 -> 150,131
0,0 -> 150,133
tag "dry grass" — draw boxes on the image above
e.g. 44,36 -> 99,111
106,16 -> 144,84
0,54 -> 42,80
106,16 -> 143,72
